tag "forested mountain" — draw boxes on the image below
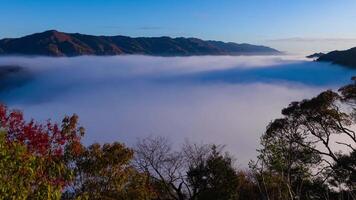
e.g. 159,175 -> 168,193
0,30 -> 280,57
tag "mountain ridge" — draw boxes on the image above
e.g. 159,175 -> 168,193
317,47 -> 356,67
0,30 -> 280,57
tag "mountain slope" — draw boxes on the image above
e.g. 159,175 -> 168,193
0,30 -> 280,57
306,52 -> 324,59
317,47 -> 356,67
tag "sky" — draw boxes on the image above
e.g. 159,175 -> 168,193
1,0 -> 356,54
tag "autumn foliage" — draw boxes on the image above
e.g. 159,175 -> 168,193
0,104 -> 84,198
0,104 -> 154,199
0,104 -> 84,157
1,78 -> 356,199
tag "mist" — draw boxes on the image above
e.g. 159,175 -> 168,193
0,55 -> 354,166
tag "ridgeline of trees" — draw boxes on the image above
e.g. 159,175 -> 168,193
1,78 -> 356,199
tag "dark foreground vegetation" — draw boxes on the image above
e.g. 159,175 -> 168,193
1,78 -> 356,199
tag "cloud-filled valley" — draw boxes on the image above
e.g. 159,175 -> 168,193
0,55 -> 354,166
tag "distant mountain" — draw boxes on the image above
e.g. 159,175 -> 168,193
306,52 -> 324,59
317,47 -> 356,67
0,30 -> 280,57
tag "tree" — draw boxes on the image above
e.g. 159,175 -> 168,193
66,142 -> 155,200
254,78 -> 356,199
0,131 -> 43,199
254,117 -> 322,199
0,104 -> 156,199
280,90 -> 355,190
187,145 -> 239,200
134,136 -> 187,200
0,104 -> 84,199
134,136 -> 245,200
234,171 -> 260,200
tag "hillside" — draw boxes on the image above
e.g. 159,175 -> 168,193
317,47 -> 356,67
306,52 -> 324,59
0,30 -> 280,57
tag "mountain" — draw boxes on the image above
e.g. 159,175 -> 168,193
306,52 -> 324,59
317,47 -> 356,67
0,30 -> 280,57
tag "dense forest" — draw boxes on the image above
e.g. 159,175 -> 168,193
0,78 -> 356,199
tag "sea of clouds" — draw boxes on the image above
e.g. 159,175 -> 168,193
0,55 -> 355,166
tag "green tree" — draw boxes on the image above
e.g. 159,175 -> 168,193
254,78 -> 356,199
280,90 -> 355,191
187,146 -> 239,200
66,142 -> 155,200
0,131 -> 45,199
254,116 -> 322,199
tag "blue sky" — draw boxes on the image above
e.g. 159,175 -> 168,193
1,0 -> 356,53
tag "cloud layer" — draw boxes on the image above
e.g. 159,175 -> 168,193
0,55 -> 354,166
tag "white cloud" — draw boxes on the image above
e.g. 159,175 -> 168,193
0,55 -> 350,166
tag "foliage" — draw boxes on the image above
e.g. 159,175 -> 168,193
0,131 -> 42,199
135,137 -> 247,200
0,104 -> 84,199
254,78 -> 356,199
65,142 -> 155,200
187,146 -> 239,200
255,116 -> 322,199
280,90 -> 355,190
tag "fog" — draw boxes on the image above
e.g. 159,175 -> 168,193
0,55 -> 355,166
